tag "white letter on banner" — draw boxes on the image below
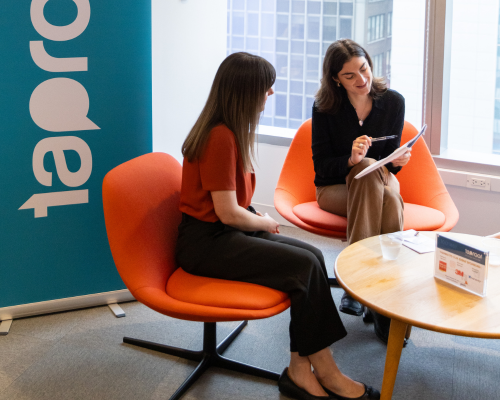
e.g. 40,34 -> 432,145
33,136 -> 92,187
30,41 -> 87,72
19,190 -> 89,218
30,78 -> 99,132
31,0 -> 90,41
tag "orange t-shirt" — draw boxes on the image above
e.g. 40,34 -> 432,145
179,124 -> 256,222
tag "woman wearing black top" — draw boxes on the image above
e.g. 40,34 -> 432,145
312,39 -> 411,343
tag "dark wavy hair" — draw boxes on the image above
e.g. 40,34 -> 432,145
315,39 -> 387,114
182,52 -> 276,172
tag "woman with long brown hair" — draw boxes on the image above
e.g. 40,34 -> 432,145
176,52 -> 380,400
313,39 -> 411,343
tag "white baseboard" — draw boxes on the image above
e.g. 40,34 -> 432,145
251,202 -> 296,227
0,289 -> 135,321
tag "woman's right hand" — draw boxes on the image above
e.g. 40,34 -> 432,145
350,135 -> 372,166
262,213 -> 280,234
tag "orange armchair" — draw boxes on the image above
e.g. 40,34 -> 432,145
102,152 -> 290,400
275,119 -> 459,240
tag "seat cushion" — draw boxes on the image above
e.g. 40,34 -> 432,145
166,268 -> 288,310
403,203 -> 445,231
292,201 -> 446,233
293,201 -> 348,231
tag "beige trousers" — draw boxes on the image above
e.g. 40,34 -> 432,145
316,158 -> 404,245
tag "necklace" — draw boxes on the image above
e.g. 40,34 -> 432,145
351,98 -> 370,126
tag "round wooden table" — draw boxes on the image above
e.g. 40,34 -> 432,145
334,232 -> 500,400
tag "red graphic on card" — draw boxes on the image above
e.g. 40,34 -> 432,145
439,261 -> 447,272
455,269 -> 464,277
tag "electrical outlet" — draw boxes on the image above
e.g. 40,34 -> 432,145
466,175 -> 491,191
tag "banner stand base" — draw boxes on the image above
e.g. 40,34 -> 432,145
0,289 -> 135,322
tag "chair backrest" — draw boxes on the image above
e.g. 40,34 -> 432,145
397,122 -> 448,206
276,118 -> 447,208
276,119 -> 316,205
102,152 -> 182,294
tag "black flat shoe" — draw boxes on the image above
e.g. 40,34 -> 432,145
339,293 -> 364,316
322,383 -> 380,400
278,368 -> 335,400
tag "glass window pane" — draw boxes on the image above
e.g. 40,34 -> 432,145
261,14 -> 274,37
262,0 -> 276,12
307,41 -> 320,55
232,12 -> 244,35
232,0 -> 245,11
323,2 -> 337,16
275,79 -> 288,92
291,40 -> 304,53
232,36 -> 244,49
290,54 -> 304,79
306,82 -> 319,95
275,94 -> 287,117
247,0 -> 259,11
290,80 -> 303,94
246,37 -> 259,50
291,15 -> 305,39
322,16 -> 336,42
261,38 -> 274,52
307,16 -> 320,40
276,39 -> 288,52
276,54 -> 289,77
339,18 -> 352,39
277,0 -> 290,13
289,119 -> 302,129
290,95 -> 303,119
292,1 -> 305,13
307,1 -> 321,14
306,96 -> 315,119
306,56 -> 319,80
274,118 -> 288,127
339,3 -> 353,16
247,13 -> 259,36
277,14 -> 289,38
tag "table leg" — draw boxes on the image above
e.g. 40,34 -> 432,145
381,319 -> 408,400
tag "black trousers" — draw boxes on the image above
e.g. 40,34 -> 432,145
175,213 -> 347,357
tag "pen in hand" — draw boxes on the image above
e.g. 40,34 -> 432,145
371,135 -> 398,142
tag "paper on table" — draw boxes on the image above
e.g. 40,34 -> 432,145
388,229 -> 435,254
354,124 -> 427,179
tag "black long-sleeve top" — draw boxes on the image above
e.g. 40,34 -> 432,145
312,88 -> 405,187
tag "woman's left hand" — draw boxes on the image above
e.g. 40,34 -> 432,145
391,149 -> 411,167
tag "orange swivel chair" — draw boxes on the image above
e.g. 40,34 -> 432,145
275,119 -> 459,241
102,152 -> 290,400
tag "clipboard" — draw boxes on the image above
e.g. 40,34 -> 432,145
354,124 -> 427,180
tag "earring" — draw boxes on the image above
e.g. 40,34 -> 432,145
337,82 -> 341,87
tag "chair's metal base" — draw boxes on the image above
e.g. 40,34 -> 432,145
328,277 -> 339,287
123,321 -> 279,400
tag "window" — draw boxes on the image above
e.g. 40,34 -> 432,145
227,0 -> 403,129
431,0 -> 500,164
367,14 -> 384,43
372,53 -> 383,77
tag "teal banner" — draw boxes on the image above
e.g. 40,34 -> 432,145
0,1 -> 152,307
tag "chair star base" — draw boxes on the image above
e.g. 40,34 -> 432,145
123,321 -> 280,400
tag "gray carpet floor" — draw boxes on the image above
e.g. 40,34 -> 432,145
1,226 -> 499,400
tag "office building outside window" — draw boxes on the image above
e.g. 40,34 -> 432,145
227,0 -> 394,129
367,14 -> 384,42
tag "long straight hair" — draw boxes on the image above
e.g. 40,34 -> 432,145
182,52 -> 276,172
315,39 -> 387,114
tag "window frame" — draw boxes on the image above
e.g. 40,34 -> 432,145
423,0 -> 500,175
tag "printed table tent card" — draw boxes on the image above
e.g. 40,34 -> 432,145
434,234 -> 489,297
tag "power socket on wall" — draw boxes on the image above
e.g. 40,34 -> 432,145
466,175 -> 491,191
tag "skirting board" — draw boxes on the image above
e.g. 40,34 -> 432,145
0,289 -> 135,321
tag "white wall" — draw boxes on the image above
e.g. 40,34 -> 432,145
152,0 -> 227,162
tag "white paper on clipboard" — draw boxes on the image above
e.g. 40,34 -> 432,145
354,124 -> 427,179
